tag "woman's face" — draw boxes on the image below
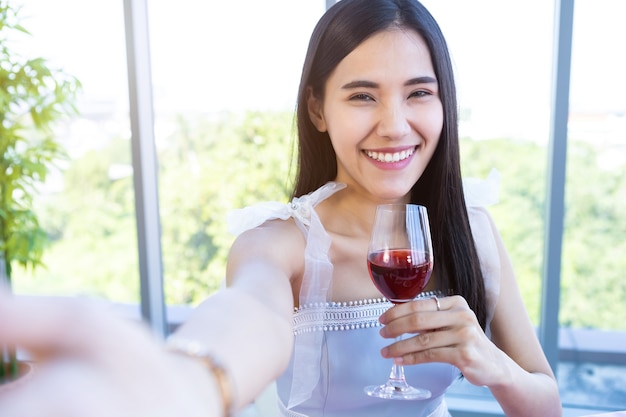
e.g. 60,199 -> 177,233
308,28 -> 443,203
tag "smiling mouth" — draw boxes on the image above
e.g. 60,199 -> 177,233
364,146 -> 416,163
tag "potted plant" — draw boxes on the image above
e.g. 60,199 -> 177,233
0,2 -> 80,384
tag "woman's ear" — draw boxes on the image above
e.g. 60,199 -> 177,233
306,87 -> 327,132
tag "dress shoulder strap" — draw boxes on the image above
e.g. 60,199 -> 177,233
463,169 -> 502,332
227,182 -> 346,236
226,181 -> 346,409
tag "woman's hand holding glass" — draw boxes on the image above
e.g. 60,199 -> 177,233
378,294 -> 509,389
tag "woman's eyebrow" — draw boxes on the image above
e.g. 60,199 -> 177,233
405,76 -> 437,86
341,76 -> 437,90
341,80 -> 378,89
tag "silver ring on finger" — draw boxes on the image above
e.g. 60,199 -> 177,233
431,295 -> 441,311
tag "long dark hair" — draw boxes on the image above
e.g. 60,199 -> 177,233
292,0 -> 487,329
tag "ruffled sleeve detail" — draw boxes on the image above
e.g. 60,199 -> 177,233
463,168 -> 502,334
463,167 -> 500,208
226,181 -> 347,409
227,182 -> 346,236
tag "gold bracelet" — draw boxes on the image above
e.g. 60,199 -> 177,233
165,338 -> 234,417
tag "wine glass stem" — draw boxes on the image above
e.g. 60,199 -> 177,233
388,335 -> 409,386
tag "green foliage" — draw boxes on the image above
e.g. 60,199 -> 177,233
14,111 -> 296,306
559,141 -> 626,328
460,137 -> 626,330
460,138 -> 547,324
14,138 -> 139,302
157,111 -> 295,304
0,0 -> 80,382
0,1 -> 80,281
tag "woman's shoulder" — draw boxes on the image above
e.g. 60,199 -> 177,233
232,217 -> 305,254
228,217 -> 306,287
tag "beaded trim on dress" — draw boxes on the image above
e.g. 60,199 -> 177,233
293,290 -> 445,335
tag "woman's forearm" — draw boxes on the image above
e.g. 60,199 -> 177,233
171,286 -> 293,411
489,352 -> 561,417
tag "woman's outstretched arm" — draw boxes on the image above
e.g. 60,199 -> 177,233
0,219 -> 301,416
172,220 -> 300,409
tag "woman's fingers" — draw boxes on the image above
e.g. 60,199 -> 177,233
0,292 -> 157,393
0,293 -> 98,349
377,295 -> 510,388
378,295 -> 487,367
0,293 -> 157,364
379,295 -> 466,337
381,321 -> 484,364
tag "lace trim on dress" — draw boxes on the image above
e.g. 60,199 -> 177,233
293,291 -> 446,335
293,298 -> 387,335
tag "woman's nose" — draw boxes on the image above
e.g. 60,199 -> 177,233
376,102 -> 411,140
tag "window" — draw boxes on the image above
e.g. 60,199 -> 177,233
423,0 -> 626,413
145,0 -> 325,307
559,0 -> 626,411
424,0 -> 554,325
11,0 -> 139,307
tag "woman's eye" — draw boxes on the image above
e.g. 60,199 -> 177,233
409,90 -> 431,99
350,93 -> 374,102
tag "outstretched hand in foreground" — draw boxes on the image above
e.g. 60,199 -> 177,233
0,292 -> 220,417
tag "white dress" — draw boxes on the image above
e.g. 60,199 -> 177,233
228,170 -> 501,417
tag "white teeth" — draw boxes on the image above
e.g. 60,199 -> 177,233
366,147 -> 414,163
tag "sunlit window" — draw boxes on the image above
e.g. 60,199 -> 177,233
11,0 -> 138,304
559,0 -> 626,410
424,0 -> 554,326
145,0 -> 325,305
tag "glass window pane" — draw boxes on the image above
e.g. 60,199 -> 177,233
424,0 -> 554,325
10,0 -> 139,304
421,0 -> 555,405
145,0 -> 327,306
559,0 -> 626,410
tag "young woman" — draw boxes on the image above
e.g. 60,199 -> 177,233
0,1 -> 561,416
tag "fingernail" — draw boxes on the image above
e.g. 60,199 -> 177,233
393,357 -> 404,364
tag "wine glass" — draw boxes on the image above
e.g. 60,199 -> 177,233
364,203 -> 434,400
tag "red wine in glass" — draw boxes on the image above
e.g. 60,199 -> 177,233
368,249 -> 433,304
364,204 -> 434,400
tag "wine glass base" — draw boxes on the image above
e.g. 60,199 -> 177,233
364,383 -> 432,400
